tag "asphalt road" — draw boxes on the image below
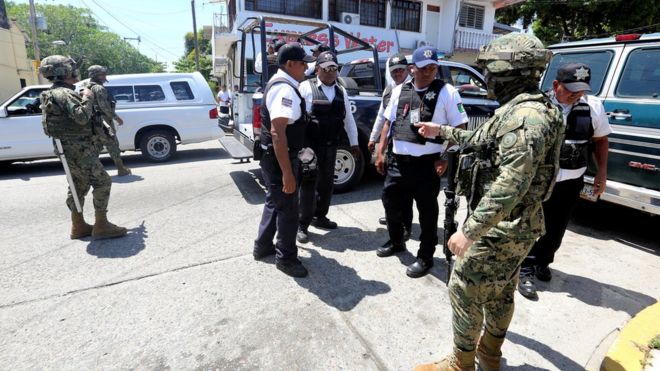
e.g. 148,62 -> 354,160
0,141 -> 658,370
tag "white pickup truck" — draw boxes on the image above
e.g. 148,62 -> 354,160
0,72 -> 223,164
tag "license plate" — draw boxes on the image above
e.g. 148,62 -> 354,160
579,183 -> 598,202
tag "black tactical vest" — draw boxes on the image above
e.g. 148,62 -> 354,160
382,85 -> 394,109
306,78 -> 346,147
260,76 -> 309,152
392,79 -> 445,145
559,101 -> 594,169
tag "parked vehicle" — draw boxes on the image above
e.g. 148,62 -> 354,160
0,72 -> 223,164
544,33 -> 660,215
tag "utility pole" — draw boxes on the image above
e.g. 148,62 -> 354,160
191,0 -> 200,71
28,0 -> 43,83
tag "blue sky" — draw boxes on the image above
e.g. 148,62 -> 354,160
14,0 -> 219,71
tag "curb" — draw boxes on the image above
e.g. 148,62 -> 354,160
602,301 -> 660,371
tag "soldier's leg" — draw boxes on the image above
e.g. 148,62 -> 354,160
61,140 -> 91,212
449,255 -> 487,352
104,131 -> 131,176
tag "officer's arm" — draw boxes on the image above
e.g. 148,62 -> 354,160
462,120 -> 546,241
370,100 -> 386,143
60,92 -> 94,126
93,86 -> 116,121
341,87 -> 359,146
271,116 -> 295,181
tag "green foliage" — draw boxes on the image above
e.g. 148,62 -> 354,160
651,334 -> 660,350
173,50 -> 212,79
7,2 -> 162,74
184,30 -> 211,55
496,0 -> 660,45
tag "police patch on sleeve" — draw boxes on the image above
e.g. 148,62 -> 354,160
501,132 -> 518,148
457,103 -> 465,113
281,97 -> 293,107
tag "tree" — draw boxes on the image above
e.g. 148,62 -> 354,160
496,0 -> 660,45
7,2 -> 162,74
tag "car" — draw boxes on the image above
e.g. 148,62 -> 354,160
544,33 -> 660,215
0,72 -> 224,164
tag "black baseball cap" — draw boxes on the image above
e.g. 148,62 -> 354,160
316,51 -> 338,68
277,43 -> 316,65
273,39 -> 287,53
388,53 -> 408,71
556,63 -> 592,92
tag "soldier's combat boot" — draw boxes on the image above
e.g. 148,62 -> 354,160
115,159 -> 131,176
476,331 -> 505,371
92,211 -> 127,239
70,211 -> 93,239
413,348 -> 476,371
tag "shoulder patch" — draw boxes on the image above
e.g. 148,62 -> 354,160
501,132 -> 518,148
457,103 -> 465,113
281,97 -> 293,108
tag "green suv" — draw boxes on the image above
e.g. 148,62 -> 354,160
542,33 -> 660,215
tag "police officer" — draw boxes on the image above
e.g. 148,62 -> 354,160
369,53 -> 413,240
375,46 -> 468,278
413,33 -> 563,370
39,56 -> 127,240
84,65 -> 132,176
296,51 -> 359,243
518,63 -> 612,300
305,43 -> 331,76
253,43 -> 315,278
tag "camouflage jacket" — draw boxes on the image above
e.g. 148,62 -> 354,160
83,81 -> 118,127
40,82 -> 94,138
443,92 -> 564,242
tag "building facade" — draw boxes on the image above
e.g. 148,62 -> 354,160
0,3 -> 38,102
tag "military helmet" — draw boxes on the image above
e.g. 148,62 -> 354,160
88,65 -> 108,79
39,55 -> 77,80
476,33 -> 551,74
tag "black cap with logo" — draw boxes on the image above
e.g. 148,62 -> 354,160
388,53 -> 408,71
556,63 -> 592,92
316,51 -> 338,68
277,43 -> 316,65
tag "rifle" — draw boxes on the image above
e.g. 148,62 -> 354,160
54,139 -> 83,213
442,145 -> 460,283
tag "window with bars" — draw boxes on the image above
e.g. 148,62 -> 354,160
459,3 -> 485,30
390,0 -> 421,32
329,0 -> 386,28
245,0 -> 322,19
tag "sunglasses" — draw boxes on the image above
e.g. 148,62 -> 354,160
321,66 -> 338,73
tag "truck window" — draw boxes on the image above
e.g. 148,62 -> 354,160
135,85 -> 166,102
6,88 -> 46,116
615,48 -> 660,98
107,86 -> 135,103
343,62 -> 381,92
448,66 -> 487,96
541,51 -> 614,95
170,81 -> 195,100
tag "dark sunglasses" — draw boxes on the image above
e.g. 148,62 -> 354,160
321,66 -> 338,73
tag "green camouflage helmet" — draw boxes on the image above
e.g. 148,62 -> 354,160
88,65 -> 108,79
39,55 -> 77,80
476,33 -> 551,74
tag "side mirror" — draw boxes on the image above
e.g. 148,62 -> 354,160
0,107 -> 7,118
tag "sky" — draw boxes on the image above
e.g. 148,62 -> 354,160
14,0 -> 219,71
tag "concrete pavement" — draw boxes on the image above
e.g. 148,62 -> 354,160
0,141 -> 658,370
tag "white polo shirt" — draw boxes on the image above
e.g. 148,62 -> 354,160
384,81 -> 468,156
298,78 -> 359,146
554,94 -> 612,182
266,69 -> 302,125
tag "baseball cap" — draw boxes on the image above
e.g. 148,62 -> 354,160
388,53 -> 408,72
277,43 -> 316,65
556,63 -> 592,92
273,39 -> 287,53
316,51 -> 338,68
412,46 -> 439,68
311,43 -> 331,54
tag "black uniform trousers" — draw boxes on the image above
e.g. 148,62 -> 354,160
382,153 -> 440,261
523,175 -> 584,269
255,150 -> 301,262
299,145 -> 337,227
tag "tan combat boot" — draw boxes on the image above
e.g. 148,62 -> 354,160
115,159 -> 131,176
476,331 -> 505,371
70,211 -> 93,239
414,348 -> 476,371
92,211 -> 127,239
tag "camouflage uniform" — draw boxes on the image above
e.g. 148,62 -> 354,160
85,65 -> 131,176
414,34 -> 563,371
39,56 -> 126,240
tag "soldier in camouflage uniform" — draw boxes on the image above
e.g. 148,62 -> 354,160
412,34 -> 564,370
39,56 -> 127,240
84,65 -> 132,176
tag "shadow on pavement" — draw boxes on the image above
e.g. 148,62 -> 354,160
296,248 -> 391,311
536,269 -> 656,317
506,331 -> 583,371
86,221 -> 147,258
111,174 -> 144,183
229,169 -> 265,205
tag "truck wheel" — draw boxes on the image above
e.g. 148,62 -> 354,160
140,129 -> 177,162
334,145 -> 364,193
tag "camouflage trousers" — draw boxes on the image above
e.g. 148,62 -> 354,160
448,235 -> 535,351
56,137 -> 111,212
95,125 -> 121,162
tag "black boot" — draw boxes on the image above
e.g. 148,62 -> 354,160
518,267 -> 538,300
406,258 -> 433,278
535,265 -> 552,282
311,216 -> 337,229
376,241 -> 406,257
296,226 -> 309,243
